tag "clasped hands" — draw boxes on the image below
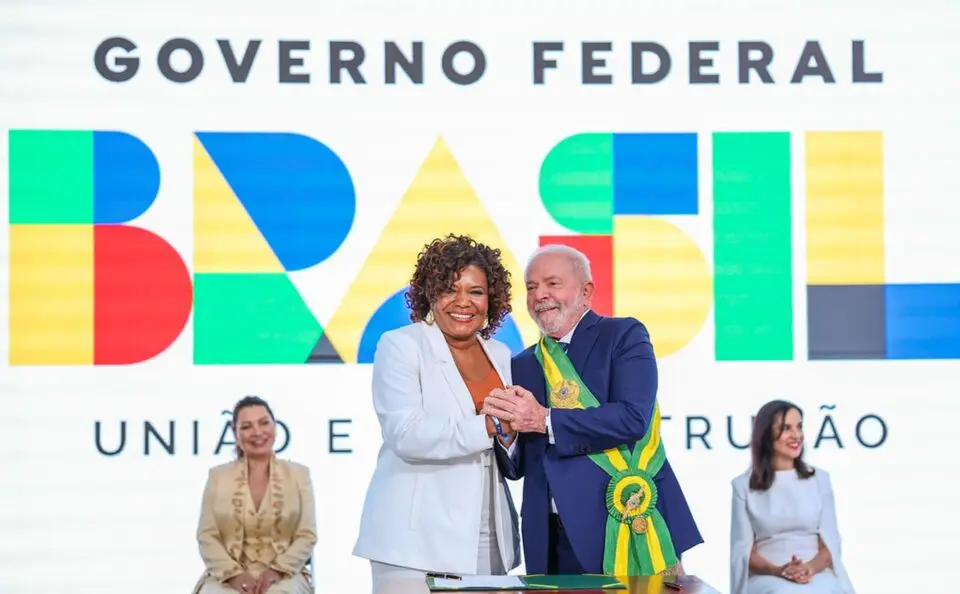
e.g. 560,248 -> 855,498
482,386 -> 548,434
779,555 -> 814,584
227,568 -> 283,594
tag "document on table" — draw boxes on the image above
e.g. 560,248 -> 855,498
431,575 -> 526,589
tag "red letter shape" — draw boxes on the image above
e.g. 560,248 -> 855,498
539,235 -> 614,316
94,225 -> 193,364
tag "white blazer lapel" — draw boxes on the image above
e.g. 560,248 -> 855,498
422,322 -> 477,417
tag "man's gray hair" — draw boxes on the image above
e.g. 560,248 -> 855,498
525,244 -> 593,283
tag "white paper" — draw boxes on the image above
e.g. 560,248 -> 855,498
432,575 -> 525,589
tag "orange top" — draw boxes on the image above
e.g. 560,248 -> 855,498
464,367 -> 504,413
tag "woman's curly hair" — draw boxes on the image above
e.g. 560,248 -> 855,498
405,234 -> 512,339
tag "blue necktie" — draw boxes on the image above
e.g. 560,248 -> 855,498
559,342 -> 569,352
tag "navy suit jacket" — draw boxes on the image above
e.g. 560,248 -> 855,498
496,310 -> 703,574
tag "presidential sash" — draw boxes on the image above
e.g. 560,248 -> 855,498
535,336 -> 678,577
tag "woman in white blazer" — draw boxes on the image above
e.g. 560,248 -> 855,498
730,400 -> 854,594
353,234 -> 522,593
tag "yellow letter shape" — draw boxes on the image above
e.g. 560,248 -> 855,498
193,137 -> 283,274
9,224 -> 94,365
613,217 -> 712,357
805,131 -> 884,285
325,137 -> 539,362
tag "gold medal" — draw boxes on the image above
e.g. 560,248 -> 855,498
550,379 -> 580,409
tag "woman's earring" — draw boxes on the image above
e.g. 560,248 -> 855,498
425,311 -> 435,325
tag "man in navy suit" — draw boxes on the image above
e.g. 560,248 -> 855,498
483,244 -> 702,577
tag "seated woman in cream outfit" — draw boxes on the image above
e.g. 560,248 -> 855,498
193,396 -> 317,594
730,400 -> 854,594
353,234 -> 522,593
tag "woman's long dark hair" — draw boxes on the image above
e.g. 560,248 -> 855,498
232,396 -> 275,458
749,399 -> 815,491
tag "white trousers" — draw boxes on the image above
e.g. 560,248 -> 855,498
371,457 -> 504,594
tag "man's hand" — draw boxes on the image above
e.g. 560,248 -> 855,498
254,568 -> 284,593
225,572 -> 257,593
482,386 -> 548,433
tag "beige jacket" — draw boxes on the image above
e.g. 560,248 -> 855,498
192,457 -> 317,592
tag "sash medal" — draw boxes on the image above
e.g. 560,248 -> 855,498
535,336 -> 678,577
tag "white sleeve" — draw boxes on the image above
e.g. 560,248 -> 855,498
817,470 -> 856,593
729,478 -> 753,594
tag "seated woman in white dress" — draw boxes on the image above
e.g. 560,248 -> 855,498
730,399 -> 854,594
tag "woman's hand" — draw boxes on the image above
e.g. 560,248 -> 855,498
497,424 -> 518,447
225,572 -> 257,593
484,414 -> 514,437
780,555 -> 813,583
783,542 -> 832,583
255,568 -> 285,593
782,563 -> 813,583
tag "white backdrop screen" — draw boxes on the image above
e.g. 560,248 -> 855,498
2,1 -> 959,592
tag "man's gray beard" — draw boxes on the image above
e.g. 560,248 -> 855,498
534,294 -> 584,337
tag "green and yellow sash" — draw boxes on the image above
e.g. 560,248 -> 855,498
535,336 -> 679,577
